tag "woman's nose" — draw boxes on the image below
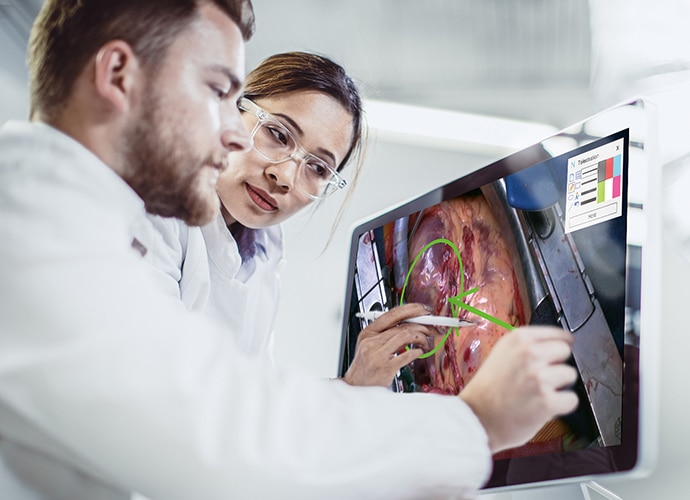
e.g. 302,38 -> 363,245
266,159 -> 299,191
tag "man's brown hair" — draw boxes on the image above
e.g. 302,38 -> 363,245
28,0 -> 255,120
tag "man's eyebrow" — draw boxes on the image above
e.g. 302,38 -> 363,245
273,112 -> 338,166
209,64 -> 243,89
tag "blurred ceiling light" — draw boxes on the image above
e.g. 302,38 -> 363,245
364,99 -> 558,156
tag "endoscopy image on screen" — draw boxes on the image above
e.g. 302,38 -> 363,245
340,130 -> 629,461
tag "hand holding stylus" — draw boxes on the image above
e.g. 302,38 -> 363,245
343,304 -> 445,387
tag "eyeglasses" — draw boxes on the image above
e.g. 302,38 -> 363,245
237,97 -> 347,200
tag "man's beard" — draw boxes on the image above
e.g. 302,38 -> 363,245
119,94 -> 223,226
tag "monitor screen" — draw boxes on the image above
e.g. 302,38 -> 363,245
337,99 -> 659,492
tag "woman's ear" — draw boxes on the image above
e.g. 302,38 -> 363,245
93,40 -> 140,114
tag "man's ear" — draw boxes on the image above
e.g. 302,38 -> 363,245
93,40 -> 140,114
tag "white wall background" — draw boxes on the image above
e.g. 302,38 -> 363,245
0,14 -> 30,124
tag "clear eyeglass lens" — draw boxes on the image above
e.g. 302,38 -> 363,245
301,159 -> 339,198
252,121 -> 295,162
253,120 -> 339,199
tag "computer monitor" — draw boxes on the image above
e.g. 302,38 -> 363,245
338,99 -> 659,497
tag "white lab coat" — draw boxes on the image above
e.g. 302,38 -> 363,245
132,212 -> 284,361
0,121 -> 492,500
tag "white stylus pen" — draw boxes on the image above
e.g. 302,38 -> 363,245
355,311 -> 474,328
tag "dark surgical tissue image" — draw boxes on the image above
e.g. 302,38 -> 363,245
345,178 -> 623,459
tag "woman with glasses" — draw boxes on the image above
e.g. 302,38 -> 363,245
137,51 -> 435,386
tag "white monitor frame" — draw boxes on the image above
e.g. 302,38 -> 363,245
338,99 -> 660,496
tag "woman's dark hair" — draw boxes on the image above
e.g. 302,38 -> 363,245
242,51 -> 366,177
242,52 -> 368,245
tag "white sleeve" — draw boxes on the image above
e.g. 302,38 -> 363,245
1,253 -> 491,500
0,177 -> 492,500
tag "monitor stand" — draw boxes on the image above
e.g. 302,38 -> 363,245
481,481 -> 622,500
